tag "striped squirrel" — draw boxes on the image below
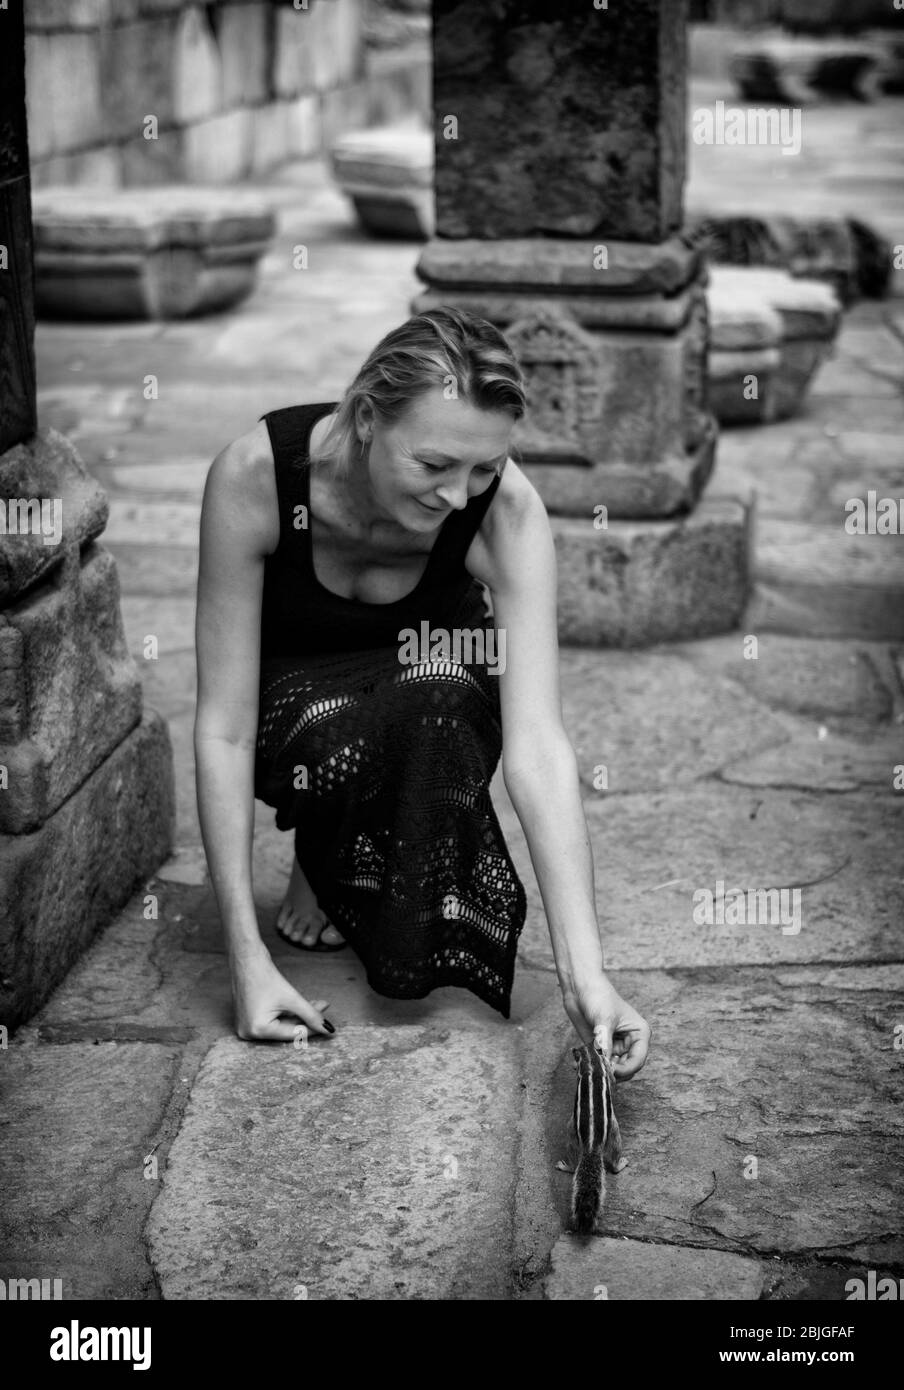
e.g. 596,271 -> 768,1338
563,1027 -> 627,1236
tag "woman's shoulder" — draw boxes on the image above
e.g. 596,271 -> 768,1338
202,420 -> 280,557
482,455 -> 546,536
465,455 -> 550,591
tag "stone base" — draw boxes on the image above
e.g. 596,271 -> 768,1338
330,125 -> 433,239
553,494 -> 750,647
0,710 -> 175,1032
707,267 -> 841,425
31,186 -> 277,320
522,415 -> 717,520
709,346 -> 783,426
348,190 -> 432,239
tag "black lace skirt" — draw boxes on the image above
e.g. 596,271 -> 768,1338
254,641 -> 527,1017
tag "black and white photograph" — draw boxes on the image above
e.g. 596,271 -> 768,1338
1,0 -> 902,1345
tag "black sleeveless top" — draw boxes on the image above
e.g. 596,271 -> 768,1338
259,402 -> 502,659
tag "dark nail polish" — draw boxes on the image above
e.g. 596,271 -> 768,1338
322,1019 -> 335,1034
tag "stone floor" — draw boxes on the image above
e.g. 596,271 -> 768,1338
2,85 -> 903,1300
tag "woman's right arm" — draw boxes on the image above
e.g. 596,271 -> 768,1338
194,427 -> 333,1043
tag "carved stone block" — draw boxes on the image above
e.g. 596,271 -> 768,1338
707,267 -> 842,424
0,711 -> 176,1032
31,186 -> 276,320
0,544 -> 143,833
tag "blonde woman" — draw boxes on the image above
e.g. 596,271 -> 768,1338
195,308 -> 650,1080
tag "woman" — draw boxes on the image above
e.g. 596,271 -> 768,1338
194,308 -> 650,1081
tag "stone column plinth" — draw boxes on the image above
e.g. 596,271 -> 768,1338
0,430 -> 176,1031
413,0 -> 747,644
1,2 -> 175,1033
413,237 -> 716,518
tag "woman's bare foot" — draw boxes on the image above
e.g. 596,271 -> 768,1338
276,858 -> 346,950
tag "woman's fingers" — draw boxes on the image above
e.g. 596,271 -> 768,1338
253,1017 -> 314,1043
611,1024 -> 651,1081
280,986 -> 336,1038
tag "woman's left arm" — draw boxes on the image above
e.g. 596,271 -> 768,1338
472,461 -> 651,1080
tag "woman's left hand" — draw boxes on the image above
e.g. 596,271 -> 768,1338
562,973 -> 651,1081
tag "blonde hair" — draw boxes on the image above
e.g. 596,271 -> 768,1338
309,308 -> 526,477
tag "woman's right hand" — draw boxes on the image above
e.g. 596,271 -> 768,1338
230,945 -> 336,1044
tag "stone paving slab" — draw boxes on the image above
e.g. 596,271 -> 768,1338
812,353 -> 901,400
751,521 -> 904,641
36,383 -> 151,442
506,785 -> 903,973
791,391 -> 904,433
0,1041 -> 183,1299
715,445 -> 816,520
715,427 -> 904,529
545,1236 -> 766,1301
102,498 -> 202,548
834,431 -> 904,472
721,729 -> 902,792
30,853 -> 555,1039
558,646 -> 800,795
674,633 -> 896,728
29,896 -> 234,1037
120,594 -> 196,663
105,459 -> 210,496
145,1028 -> 522,1299
135,649 -> 197,721
118,383 -> 288,456
149,706 -> 197,843
109,544 -> 199,598
542,965 -> 904,1268
761,1258 -> 882,1301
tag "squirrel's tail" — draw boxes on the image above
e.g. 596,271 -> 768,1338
571,1145 -> 604,1235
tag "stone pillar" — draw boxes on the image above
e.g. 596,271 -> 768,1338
413,0 -> 749,644
0,0 -> 175,1032
0,0 -> 36,455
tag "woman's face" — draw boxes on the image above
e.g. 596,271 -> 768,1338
361,386 -> 514,531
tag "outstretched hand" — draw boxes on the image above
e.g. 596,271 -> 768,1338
231,947 -> 335,1044
563,973 -> 650,1081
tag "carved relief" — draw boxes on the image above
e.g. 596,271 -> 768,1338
682,280 -> 711,452
505,309 -> 601,466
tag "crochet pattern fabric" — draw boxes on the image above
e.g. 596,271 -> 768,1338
253,403 -> 527,1016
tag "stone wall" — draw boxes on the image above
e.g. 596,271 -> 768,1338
25,0 -> 431,189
